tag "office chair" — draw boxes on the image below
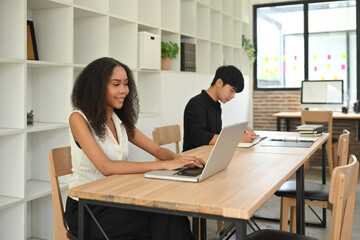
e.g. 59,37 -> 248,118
48,146 -> 77,240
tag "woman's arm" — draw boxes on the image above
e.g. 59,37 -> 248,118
128,127 -> 205,165
69,112 -> 203,176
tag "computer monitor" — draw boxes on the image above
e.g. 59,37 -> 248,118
300,80 -> 344,110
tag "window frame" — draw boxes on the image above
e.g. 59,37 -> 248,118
253,0 -> 360,97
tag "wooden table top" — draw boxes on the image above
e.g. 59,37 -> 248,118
273,111 -> 360,120
68,132 -> 328,220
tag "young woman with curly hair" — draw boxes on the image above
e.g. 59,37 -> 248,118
65,57 -> 204,240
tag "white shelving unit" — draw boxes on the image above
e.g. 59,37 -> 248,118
0,0 -> 247,239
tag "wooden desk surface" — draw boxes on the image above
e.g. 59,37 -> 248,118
273,111 -> 360,120
68,132 -> 328,220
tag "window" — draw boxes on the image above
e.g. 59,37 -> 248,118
254,0 -> 358,102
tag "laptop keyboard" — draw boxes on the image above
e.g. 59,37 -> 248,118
175,166 -> 203,176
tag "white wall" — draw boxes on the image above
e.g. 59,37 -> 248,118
128,72 -> 251,162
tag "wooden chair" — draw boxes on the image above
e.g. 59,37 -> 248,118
276,130 -> 350,233
152,124 -> 181,159
301,110 -> 335,173
48,146 -> 77,240
248,154 -> 359,240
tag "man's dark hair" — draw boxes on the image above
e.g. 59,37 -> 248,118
210,65 -> 244,93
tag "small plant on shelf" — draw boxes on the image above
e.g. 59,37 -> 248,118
242,35 -> 256,65
161,41 -> 179,70
27,110 -> 34,125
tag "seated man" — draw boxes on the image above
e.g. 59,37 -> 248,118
183,65 -> 256,152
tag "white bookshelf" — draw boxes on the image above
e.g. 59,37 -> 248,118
0,0 -> 248,238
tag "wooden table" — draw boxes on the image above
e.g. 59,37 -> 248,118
273,111 -> 360,140
68,132 -> 329,240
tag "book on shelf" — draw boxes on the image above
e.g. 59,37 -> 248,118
181,42 -> 196,72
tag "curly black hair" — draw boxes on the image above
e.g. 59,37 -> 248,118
71,57 -> 139,139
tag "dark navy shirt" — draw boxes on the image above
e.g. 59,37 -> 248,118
183,90 -> 222,151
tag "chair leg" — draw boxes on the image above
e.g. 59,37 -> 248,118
332,142 -> 338,169
290,205 -> 296,233
304,158 -> 310,170
217,220 -> 223,231
280,197 -> 290,231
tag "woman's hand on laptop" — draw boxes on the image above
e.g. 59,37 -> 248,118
240,127 -> 257,143
163,156 -> 205,170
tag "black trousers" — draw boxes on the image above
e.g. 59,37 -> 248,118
65,197 -> 193,240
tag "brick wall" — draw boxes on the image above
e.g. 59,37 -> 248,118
253,90 -> 360,166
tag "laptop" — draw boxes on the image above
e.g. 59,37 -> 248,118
144,121 -> 248,182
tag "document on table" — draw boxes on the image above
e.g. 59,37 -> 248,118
237,136 -> 267,148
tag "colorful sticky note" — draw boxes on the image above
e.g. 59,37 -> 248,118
265,68 -> 269,74
293,66 -> 296,71
342,53 -> 346,59
321,76 -> 325,80
282,55 -> 286,61
314,66 -> 317,71
275,67 -> 279,73
327,64 -> 331,70
314,55 -> 317,60
265,57 -> 268,63
328,54 -> 331,60
294,56 -> 297,60
274,56 -> 278,62
283,66 -> 286,72
334,76 -> 338,80
341,64 -> 346,70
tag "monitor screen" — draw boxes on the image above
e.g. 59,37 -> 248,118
301,80 -> 343,106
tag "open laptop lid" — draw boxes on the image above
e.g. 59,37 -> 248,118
198,121 -> 248,182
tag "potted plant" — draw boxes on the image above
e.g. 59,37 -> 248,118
161,41 -> 179,70
242,35 -> 256,65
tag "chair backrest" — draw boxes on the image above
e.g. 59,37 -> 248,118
301,110 -> 334,172
48,146 -> 72,240
328,155 -> 359,240
335,129 -> 350,167
152,124 -> 181,156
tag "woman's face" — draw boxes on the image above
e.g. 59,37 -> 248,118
106,66 -> 129,110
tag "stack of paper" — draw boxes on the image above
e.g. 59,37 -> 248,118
296,124 -> 323,137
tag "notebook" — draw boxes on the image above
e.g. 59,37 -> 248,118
237,136 -> 267,148
144,121 -> 248,182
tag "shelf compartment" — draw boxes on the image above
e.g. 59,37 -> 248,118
73,0 -> 108,13
26,179 -> 67,201
181,1 -> 197,36
27,3 -> 72,63
161,0 -> 180,32
222,0 -> 233,16
211,10 -> 223,43
27,129 -> 70,182
223,16 -> 233,45
109,0 -> 137,21
196,39 -> 211,74
137,71 -> 161,114
27,66 -> 72,123
0,63 -> 26,129
223,46 -> 234,65
234,48 -> 242,70
197,4 -> 210,39
161,31 -> 181,72
233,19 -> 243,48
0,128 -> 24,136
0,203 -> 25,239
210,43 -> 223,73
26,122 -> 68,133
110,17 -> 137,69
138,0 -> 161,27
0,134 -> 25,199
0,195 -> 23,211
74,8 -> 108,65
0,0 -> 25,59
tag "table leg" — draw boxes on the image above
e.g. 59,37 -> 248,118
285,119 -> 290,131
201,218 -> 207,240
358,120 -> 360,141
235,220 -> 247,240
78,200 -> 91,240
296,165 -> 305,235
193,218 -> 200,240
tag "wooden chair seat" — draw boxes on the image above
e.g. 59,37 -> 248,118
152,124 -> 181,160
247,229 -> 316,240
275,180 -> 330,201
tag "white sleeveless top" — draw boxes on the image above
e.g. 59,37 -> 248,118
68,110 -> 129,190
